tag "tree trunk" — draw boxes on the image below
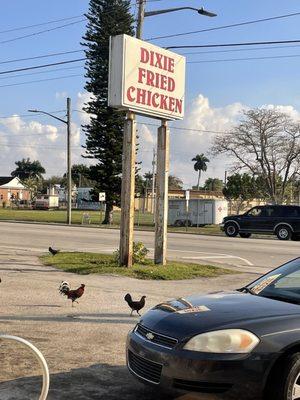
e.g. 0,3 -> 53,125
103,202 -> 113,224
197,170 -> 201,190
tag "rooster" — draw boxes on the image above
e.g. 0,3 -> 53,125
124,293 -> 146,316
49,246 -> 60,256
59,281 -> 85,306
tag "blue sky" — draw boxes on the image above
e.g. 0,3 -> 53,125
1,0 -> 300,184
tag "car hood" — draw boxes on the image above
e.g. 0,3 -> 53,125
140,291 -> 300,339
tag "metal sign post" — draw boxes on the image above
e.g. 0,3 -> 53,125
119,112 -> 136,267
154,120 -> 170,265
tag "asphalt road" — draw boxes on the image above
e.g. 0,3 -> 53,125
0,221 -> 300,273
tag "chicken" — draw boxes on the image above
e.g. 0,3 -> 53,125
49,246 -> 60,256
59,281 -> 85,306
124,293 -> 146,316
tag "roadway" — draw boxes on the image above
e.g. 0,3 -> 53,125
1,221 -> 300,273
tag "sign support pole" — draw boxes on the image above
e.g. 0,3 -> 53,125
154,120 -> 169,265
119,112 -> 136,267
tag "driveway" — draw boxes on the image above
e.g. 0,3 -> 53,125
0,246 -> 257,400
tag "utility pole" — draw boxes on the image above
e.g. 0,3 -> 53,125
28,97 -> 72,225
154,121 -> 169,265
67,97 -> 72,225
136,0 -> 146,39
119,1 -> 147,266
151,147 -> 156,216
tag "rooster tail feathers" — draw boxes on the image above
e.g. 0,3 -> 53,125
59,281 -> 70,296
124,293 -> 132,303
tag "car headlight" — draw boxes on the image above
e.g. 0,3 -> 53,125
183,329 -> 259,353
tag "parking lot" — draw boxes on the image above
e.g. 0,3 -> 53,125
0,245 -> 256,400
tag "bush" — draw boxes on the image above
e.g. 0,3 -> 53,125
114,241 -> 149,265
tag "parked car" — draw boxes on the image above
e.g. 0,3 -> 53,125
220,205 -> 300,240
126,257 -> 300,400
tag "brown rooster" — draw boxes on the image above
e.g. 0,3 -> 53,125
59,281 -> 85,306
124,293 -> 146,316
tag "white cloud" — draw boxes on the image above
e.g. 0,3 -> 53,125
0,114 -> 87,177
76,91 -> 95,125
55,92 -> 68,99
136,94 -> 245,188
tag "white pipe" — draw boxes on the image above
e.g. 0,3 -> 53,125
0,334 -> 50,400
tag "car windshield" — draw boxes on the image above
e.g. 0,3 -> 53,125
245,258 -> 300,305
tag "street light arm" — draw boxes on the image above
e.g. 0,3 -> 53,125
145,7 -> 216,18
28,109 -> 67,124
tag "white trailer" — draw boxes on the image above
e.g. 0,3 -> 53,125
168,199 -> 228,226
34,195 -> 59,210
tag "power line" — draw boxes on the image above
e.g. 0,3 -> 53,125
0,58 -> 86,75
181,43 -> 300,55
0,50 -> 84,66
187,53 -> 300,64
0,19 -> 86,46
0,74 -> 83,89
0,110 -> 66,119
0,15 -> 85,35
147,11 -> 300,41
166,39 -> 300,50
0,65 -> 84,80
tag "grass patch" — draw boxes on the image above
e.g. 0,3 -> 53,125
40,252 -> 234,280
0,209 -> 223,235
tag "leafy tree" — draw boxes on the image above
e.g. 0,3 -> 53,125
24,178 -> 43,200
63,164 -> 94,187
168,175 -> 184,190
203,178 -> 223,192
192,154 -> 209,190
41,176 -> 66,194
212,108 -> 300,204
82,0 -> 134,224
223,173 -> 258,213
11,158 -> 45,181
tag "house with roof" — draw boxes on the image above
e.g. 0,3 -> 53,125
0,177 -> 31,205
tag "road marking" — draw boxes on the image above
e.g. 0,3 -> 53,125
181,254 -> 253,266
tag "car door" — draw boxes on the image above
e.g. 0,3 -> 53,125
241,206 -> 267,232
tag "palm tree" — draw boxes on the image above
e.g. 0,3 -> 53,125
192,154 -> 210,190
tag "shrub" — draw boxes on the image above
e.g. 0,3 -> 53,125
114,241 -> 149,265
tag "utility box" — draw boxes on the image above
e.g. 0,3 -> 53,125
168,199 -> 228,226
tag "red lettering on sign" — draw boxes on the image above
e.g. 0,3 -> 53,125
127,86 -> 135,102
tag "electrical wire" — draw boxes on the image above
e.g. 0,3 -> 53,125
166,39 -> 300,50
0,19 -> 86,46
0,50 -> 84,66
0,65 -> 84,80
0,15 -> 85,35
0,58 -> 86,75
147,11 -> 300,41
0,74 -> 83,88
187,53 -> 300,64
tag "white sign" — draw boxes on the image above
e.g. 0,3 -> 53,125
108,34 -> 186,120
99,192 -> 106,202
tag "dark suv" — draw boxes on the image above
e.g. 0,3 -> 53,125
221,205 -> 300,240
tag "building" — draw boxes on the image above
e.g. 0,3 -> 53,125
0,177 -> 31,205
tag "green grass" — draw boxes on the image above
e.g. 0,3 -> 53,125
0,208 -> 222,235
40,252 -> 234,280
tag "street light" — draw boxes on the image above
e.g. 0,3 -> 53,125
28,97 -> 72,225
144,7 -> 217,18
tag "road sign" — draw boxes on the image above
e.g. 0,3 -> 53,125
99,192 -> 106,202
108,34 -> 186,120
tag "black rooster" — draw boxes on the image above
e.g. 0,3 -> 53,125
49,246 -> 60,256
124,293 -> 146,316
